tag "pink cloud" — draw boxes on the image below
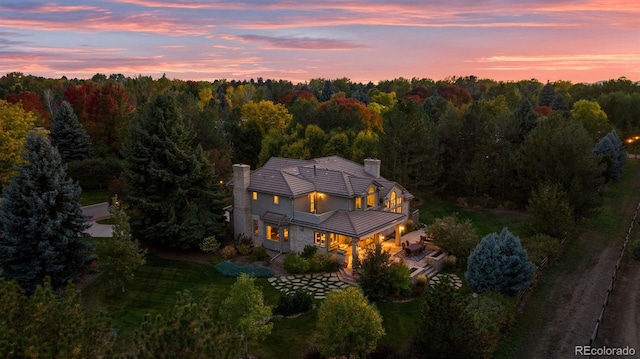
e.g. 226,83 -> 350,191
224,34 -> 370,50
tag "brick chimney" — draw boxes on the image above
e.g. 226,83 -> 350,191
364,158 -> 381,178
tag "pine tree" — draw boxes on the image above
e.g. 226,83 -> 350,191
527,183 -> 575,239
96,197 -> 147,294
538,82 -> 555,107
513,98 -> 538,143
550,93 -> 569,111
466,228 -> 534,295
0,131 -> 93,293
319,80 -> 333,102
123,92 -> 228,248
50,101 -> 92,161
413,275 -> 480,359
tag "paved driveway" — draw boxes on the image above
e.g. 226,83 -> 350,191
82,202 -> 113,237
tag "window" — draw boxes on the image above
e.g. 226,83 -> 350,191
355,197 -> 362,210
314,231 -> 326,246
252,192 -> 258,200
366,186 -> 376,208
310,193 -> 316,213
266,225 -> 279,242
283,228 -> 289,242
387,191 -> 403,213
253,219 -> 259,235
273,195 -> 279,204
328,233 -> 338,247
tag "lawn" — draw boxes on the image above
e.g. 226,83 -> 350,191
83,253 -> 425,358
416,192 -> 528,236
80,188 -> 109,206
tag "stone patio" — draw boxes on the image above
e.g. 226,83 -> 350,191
267,272 -> 353,299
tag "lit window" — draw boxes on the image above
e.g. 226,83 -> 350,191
367,186 -> 376,207
266,225 -> 279,241
252,192 -> 258,200
355,197 -> 362,209
273,195 -> 279,204
314,232 -> 326,246
283,228 -> 289,242
253,220 -> 259,235
310,193 -> 316,213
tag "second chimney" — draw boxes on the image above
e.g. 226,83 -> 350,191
364,158 -> 381,178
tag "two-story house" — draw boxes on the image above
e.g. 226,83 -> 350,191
231,156 -> 413,265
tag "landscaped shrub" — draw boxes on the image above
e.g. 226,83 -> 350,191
358,244 -> 411,301
414,274 -> 429,296
444,254 -> 457,270
237,243 -> 252,256
467,291 -> 516,358
274,290 -> 314,316
214,261 -> 274,277
220,245 -> 237,259
199,235 -> 220,253
429,214 -> 480,267
284,253 -> 310,274
521,234 -> 561,266
284,252 -> 340,274
250,246 -> 271,262
302,244 -> 318,259
629,239 -> 640,261
389,262 -> 411,297
404,220 -> 415,233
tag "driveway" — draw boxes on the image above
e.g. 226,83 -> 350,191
82,202 -> 113,237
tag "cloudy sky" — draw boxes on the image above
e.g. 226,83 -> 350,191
1,1 -> 638,83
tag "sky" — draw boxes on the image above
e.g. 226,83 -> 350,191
0,0 -> 639,84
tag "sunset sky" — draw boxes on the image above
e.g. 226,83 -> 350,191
1,1 -> 639,84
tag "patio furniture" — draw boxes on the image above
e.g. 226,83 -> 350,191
407,243 -> 423,256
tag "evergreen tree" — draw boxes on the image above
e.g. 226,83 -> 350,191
550,93 -> 570,111
0,131 -> 93,293
131,290 -> 240,359
466,228 -> 534,295
50,101 -> 92,161
513,98 -> 538,143
96,197 -> 147,294
413,275 -> 480,359
527,183 -> 575,239
123,92 -> 228,248
606,130 -> 626,180
0,277 -> 114,358
538,82 -> 555,107
319,79 -> 333,102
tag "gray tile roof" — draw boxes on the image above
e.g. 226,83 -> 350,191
246,156 -> 412,200
295,209 -> 406,238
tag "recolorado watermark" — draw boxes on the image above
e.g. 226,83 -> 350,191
575,345 -> 636,356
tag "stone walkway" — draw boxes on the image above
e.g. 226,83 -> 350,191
429,273 -> 463,289
267,273 -> 353,299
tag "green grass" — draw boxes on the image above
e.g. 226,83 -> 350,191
80,188 -> 109,206
96,218 -> 116,225
417,192 -> 528,237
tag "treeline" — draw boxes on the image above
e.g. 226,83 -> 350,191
1,72 -> 639,219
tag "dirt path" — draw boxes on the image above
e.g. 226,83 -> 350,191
594,256 -> 640,354
512,163 -> 640,358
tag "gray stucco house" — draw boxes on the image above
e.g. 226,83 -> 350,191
230,156 -> 414,265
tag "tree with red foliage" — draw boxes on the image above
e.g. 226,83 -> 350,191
5,91 -> 49,126
534,106 -> 553,116
402,86 -> 433,104
276,89 -> 316,107
436,84 -> 473,108
310,97 -> 382,133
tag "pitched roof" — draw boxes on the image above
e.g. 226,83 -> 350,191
247,155 -> 412,199
295,209 -> 406,238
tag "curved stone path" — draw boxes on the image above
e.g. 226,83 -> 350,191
429,273 -> 463,289
267,273 -> 353,299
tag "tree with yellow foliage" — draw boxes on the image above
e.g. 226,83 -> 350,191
241,100 -> 292,132
0,99 -> 36,185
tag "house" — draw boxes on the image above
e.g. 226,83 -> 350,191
231,156 -> 414,265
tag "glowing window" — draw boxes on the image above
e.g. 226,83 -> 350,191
355,197 -> 362,209
252,192 -> 258,200
367,186 -> 376,207
283,228 -> 289,242
273,195 -> 279,204
310,193 -> 316,213
266,225 -> 279,241
253,220 -> 259,235
314,232 -> 326,246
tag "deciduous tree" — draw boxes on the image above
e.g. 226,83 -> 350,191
527,183 -> 574,239
316,287 -> 384,358
0,99 -> 37,185
0,131 -> 93,293
429,214 -> 479,267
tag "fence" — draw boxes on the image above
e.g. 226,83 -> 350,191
516,237 -> 566,306
586,201 -> 640,354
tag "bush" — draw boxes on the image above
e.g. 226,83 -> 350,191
274,290 -> 314,316
358,244 -> 411,301
250,246 -> 271,262
284,253 -> 310,274
220,245 -> 237,259
404,220 -> 415,233
429,214 -> 479,267
444,255 -> 457,270
302,244 -> 318,259
214,261 -> 274,277
312,252 -> 340,273
629,239 -> 640,261
199,236 -> 220,253
467,291 -> 516,358
521,234 -> 561,266
415,274 -> 428,288
67,157 -> 124,189
237,243 -> 252,256
389,262 -> 411,297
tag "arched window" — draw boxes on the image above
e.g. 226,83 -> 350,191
366,186 -> 376,208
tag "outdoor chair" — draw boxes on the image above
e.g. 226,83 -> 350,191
405,240 -> 410,248
404,248 -> 411,256
401,242 -> 406,249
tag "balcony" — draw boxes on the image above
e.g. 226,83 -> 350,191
293,209 -> 337,224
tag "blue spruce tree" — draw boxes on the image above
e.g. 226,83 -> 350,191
466,228 -> 534,295
50,101 -> 92,161
0,131 -> 93,293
